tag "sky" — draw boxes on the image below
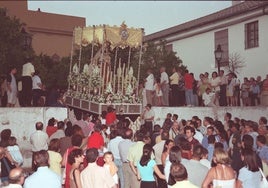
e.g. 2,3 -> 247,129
28,1 -> 232,35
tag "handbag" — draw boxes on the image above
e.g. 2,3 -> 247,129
259,167 -> 268,188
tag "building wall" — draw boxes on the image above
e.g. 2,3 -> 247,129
31,30 -> 73,57
0,0 -> 85,57
228,15 -> 268,79
170,14 -> 268,80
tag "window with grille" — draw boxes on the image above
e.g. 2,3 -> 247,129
245,21 -> 259,49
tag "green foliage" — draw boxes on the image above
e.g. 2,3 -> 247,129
132,40 -> 186,82
33,54 -> 70,89
0,8 -> 34,76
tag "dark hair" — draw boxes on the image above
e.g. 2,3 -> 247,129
231,123 -> 240,131
192,144 -> 204,159
65,125 -> 73,137
8,136 -> 17,146
161,131 -> 169,140
48,138 -> 60,152
93,124 -> 102,132
135,131 -> 144,141
68,149 -> 83,165
207,126 -> 215,132
110,130 -> 118,140
140,144 -> 153,166
34,150 -> 49,167
173,114 -> 178,120
184,125 -> 195,135
214,142 -> 224,150
260,116 -> 267,124
47,118 -> 56,126
225,112 -> 232,120
192,116 -> 199,121
242,134 -> 254,149
241,148 -> 259,172
170,162 -> 188,182
153,124 -> 161,132
85,148 -> 98,163
57,121 -> 64,129
163,139 -> 174,153
257,135 -> 266,145
208,135 -> 215,144
35,122 -> 43,130
202,147 -> 208,155
71,134 -> 83,147
169,146 -> 181,163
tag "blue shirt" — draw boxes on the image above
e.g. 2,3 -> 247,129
258,145 -> 268,162
137,159 -> 156,181
207,144 -> 214,162
238,166 -> 262,188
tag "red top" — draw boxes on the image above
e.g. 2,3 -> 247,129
87,132 -> 104,149
184,73 -> 194,89
46,126 -> 57,137
64,146 -> 76,188
105,112 -> 117,125
181,150 -> 192,160
188,138 -> 200,151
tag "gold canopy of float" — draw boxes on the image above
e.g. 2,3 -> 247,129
73,22 -> 143,49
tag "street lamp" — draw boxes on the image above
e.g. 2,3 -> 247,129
214,44 -> 223,74
21,27 -> 32,49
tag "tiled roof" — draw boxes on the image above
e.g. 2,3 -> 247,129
144,1 -> 268,42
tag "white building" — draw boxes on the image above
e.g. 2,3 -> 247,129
144,1 -> 268,80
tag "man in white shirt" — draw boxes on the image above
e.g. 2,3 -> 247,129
23,150 -> 61,188
81,148 -> 116,188
141,104 -> 155,134
144,69 -> 154,105
160,66 -> 169,106
21,59 -> 35,106
32,70 -> 43,107
30,122 -> 49,171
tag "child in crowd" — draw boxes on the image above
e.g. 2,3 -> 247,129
154,77 -> 163,106
6,136 -> 23,166
103,151 -> 119,188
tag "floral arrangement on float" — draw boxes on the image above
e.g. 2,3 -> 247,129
66,22 -> 143,107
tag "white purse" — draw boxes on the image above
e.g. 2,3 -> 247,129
259,168 -> 268,188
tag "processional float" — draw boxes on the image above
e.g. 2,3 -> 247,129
65,22 -> 144,115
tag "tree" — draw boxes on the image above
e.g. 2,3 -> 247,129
0,8 -> 34,76
135,40 -> 186,81
227,52 -> 246,75
34,54 -> 70,89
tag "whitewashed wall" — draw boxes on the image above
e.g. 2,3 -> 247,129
152,106 -> 268,126
171,14 -> 268,80
0,107 -> 68,168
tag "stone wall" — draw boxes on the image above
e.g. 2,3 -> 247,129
0,107 -> 68,168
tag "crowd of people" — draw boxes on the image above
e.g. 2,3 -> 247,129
140,66 -> 268,107
0,59 -> 66,108
0,107 -> 268,188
